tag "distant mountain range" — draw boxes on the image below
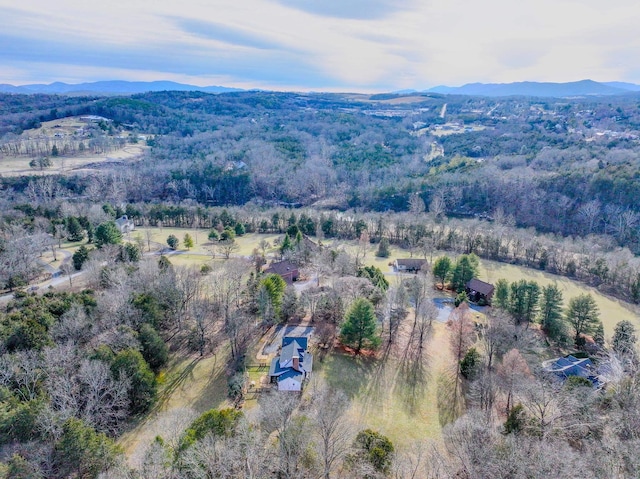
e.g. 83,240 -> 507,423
0,80 -> 243,95
3,79 -> 640,98
425,79 -> 640,97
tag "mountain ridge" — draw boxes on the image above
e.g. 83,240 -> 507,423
0,80 -> 244,95
425,79 -> 640,97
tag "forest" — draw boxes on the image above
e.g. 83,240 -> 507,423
1,90 -> 640,478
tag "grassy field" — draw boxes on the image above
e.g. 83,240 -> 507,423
316,321 -> 453,448
0,145 -> 146,177
119,349 -> 231,467
477,258 -> 640,337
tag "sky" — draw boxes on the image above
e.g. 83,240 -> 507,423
2,0 -> 640,92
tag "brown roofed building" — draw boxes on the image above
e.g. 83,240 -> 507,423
466,278 -> 495,304
265,260 -> 300,284
394,258 -> 428,273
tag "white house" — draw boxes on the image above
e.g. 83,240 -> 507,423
115,215 -> 135,234
268,337 -> 313,392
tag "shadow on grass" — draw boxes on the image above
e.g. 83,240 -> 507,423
397,350 -> 431,416
154,357 -> 202,412
192,353 -> 231,413
436,369 -> 464,427
321,351 -> 376,400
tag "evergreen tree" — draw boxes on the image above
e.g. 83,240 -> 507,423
166,234 -> 179,250
539,283 -> 567,342
432,256 -> 452,289
234,223 -> 246,236
375,238 -> 391,258
493,279 -> 510,309
94,222 -> 122,248
72,245 -> 90,270
351,429 -> 394,475
450,254 -> 479,292
111,349 -> 157,414
183,233 -> 194,250
139,324 -> 169,373
53,418 -> 122,479
358,265 -> 389,291
340,298 -> 380,353
612,320 -> 637,356
281,285 -> 302,322
260,274 -> 287,321
280,234 -> 293,256
66,217 -> 85,242
509,280 -> 540,326
565,294 -> 600,346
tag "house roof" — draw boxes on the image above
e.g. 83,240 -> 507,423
279,368 -> 304,383
270,336 -> 313,382
544,355 -> 594,378
395,258 -> 427,269
115,215 -> 132,226
466,278 -> 494,296
265,260 -> 299,277
283,336 -> 308,351
281,339 -> 304,365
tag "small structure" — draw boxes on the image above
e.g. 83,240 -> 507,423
465,278 -> 494,304
269,337 -> 313,391
394,258 -> 427,273
115,215 -> 135,234
265,260 -> 299,284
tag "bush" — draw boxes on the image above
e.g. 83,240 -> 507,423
504,403 -> 525,434
351,429 -> 394,474
166,234 -> 179,250
565,375 -> 593,389
180,408 -> 243,450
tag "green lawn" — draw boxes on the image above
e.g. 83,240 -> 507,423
477,258 -> 640,337
315,321 -> 452,448
119,349 -> 230,467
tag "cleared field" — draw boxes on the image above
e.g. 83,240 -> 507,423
132,228 -> 281,256
317,321 -> 452,448
478,258 -> 640,336
119,350 -> 230,467
0,145 -> 146,176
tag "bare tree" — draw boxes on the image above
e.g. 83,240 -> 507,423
448,304 -> 475,406
313,388 -> 353,479
497,348 -> 530,414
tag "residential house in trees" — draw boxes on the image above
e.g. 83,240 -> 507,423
394,258 -> 427,273
265,260 -> 299,284
465,278 -> 494,304
268,337 -> 313,391
115,215 -> 135,234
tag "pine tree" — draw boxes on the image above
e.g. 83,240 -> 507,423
566,294 -> 600,346
340,298 -> 380,354
539,284 -> 566,341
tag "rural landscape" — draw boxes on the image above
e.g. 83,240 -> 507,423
1,85 -> 640,479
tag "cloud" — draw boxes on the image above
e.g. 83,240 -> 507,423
269,0 -> 414,20
2,0 -> 640,90
171,17 -> 286,51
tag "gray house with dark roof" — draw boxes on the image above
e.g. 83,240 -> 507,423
269,337 -> 313,391
394,258 -> 427,273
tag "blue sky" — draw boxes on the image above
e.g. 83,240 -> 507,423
2,0 -> 640,91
